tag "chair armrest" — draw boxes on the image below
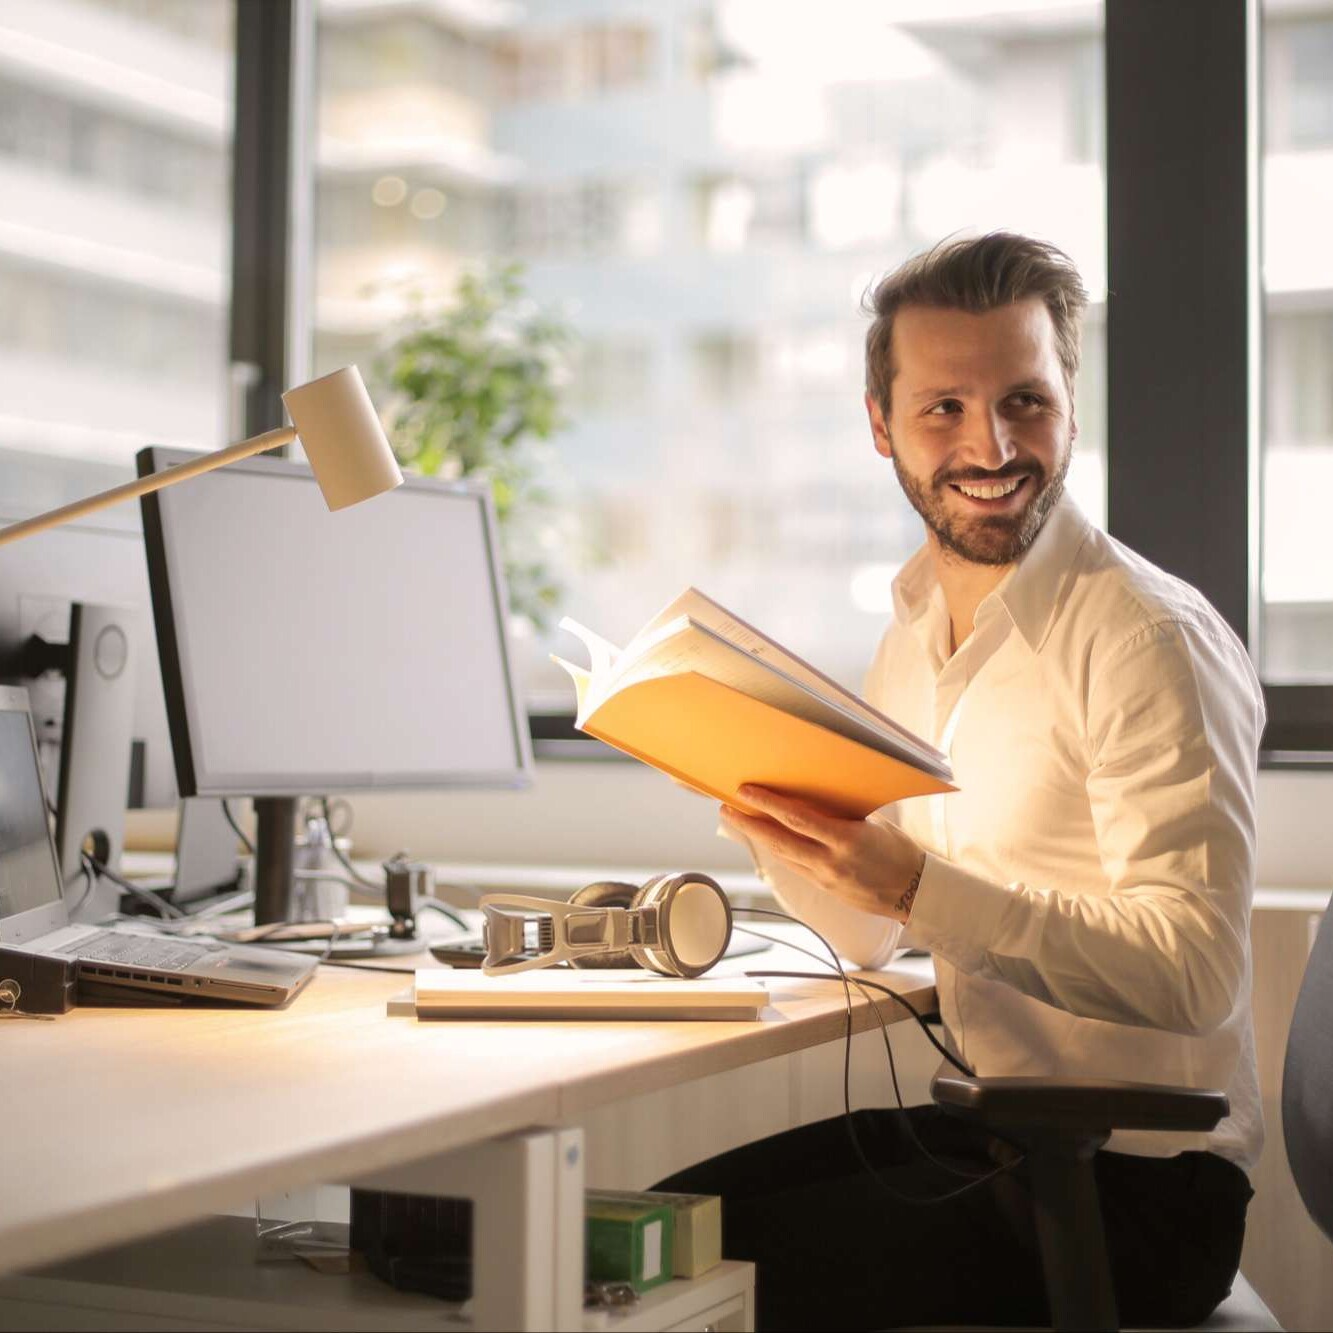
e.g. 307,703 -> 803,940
931,1074 -> 1228,1135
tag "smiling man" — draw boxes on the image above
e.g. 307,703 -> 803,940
657,233 -> 1265,1330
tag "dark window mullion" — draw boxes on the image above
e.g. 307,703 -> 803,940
1105,0 -> 1251,643
230,0 -> 297,441
1106,1 -> 1331,762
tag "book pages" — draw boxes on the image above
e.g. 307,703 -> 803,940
662,588 -> 946,768
606,618 -> 949,778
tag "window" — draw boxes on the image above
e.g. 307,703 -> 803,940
309,0 -> 1106,713
0,0 -> 233,513
1261,3 -> 1333,684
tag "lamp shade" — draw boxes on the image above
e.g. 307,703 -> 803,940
282,365 -> 403,511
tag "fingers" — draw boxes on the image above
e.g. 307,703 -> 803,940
720,805 -> 825,872
734,784 -> 851,845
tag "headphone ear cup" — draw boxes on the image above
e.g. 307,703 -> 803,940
635,872 -> 731,978
568,881 -> 638,970
570,880 -> 637,910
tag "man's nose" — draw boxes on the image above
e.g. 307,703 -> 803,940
963,410 -> 1018,470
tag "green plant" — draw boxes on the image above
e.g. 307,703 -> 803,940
375,263 -> 574,631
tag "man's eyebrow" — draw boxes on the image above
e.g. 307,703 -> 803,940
909,377 -> 1057,402
1006,377 -> 1058,395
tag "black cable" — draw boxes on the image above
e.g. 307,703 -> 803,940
319,797 -> 383,892
64,861 -> 95,917
317,797 -> 475,933
735,925 -> 916,1107
749,967 -> 970,1079
734,906 -> 971,1075
732,907 -> 1018,1205
735,922 -> 994,1185
737,909 -> 908,1204
221,798 -> 255,856
413,897 -> 471,934
80,851 -> 184,919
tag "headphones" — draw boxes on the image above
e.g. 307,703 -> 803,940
479,872 -> 733,978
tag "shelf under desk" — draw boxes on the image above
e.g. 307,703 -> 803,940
0,940 -> 936,1329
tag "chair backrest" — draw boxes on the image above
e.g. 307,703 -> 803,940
1282,905 -> 1333,1241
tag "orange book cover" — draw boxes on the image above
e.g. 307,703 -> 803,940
553,590 -> 954,818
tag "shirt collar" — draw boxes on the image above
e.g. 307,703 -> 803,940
891,490 -> 1092,656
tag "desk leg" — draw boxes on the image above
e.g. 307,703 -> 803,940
349,1125 -> 584,1331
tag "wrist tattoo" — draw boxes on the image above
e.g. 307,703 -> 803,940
894,861 -> 924,921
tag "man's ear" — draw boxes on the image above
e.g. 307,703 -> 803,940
866,392 -> 893,459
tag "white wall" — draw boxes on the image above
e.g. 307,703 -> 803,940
345,762 -> 1333,888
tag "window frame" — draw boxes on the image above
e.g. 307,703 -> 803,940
1107,0 -> 1332,766
248,0 -> 1331,764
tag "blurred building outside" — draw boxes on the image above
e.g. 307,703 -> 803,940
0,0 -> 1327,703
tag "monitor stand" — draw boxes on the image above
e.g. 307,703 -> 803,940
249,796 -> 425,958
253,797 -> 297,926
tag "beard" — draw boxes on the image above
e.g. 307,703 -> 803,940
891,438 -> 1072,567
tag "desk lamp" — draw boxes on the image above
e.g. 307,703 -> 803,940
0,365 -> 402,548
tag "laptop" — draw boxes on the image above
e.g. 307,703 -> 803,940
0,687 -> 316,1007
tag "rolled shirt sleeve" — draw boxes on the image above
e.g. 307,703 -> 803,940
904,619 -> 1263,1036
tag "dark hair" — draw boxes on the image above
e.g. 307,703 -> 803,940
864,231 -> 1088,414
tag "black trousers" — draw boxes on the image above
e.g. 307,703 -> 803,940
655,1106 -> 1252,1331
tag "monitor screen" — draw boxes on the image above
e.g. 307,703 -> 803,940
138,451 -> 532,797
0,689 -> 65,934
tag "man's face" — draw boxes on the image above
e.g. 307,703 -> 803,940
867,298 -> 1075,566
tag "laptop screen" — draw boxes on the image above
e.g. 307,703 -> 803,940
0,700 -> 65,927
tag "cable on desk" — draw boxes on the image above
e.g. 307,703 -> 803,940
81,852 -> 184,919
317,797 -> 474,934
732,907 -> 1017,1205
221,798 -> 255,856
64,860 -> 96,919
239,918 -> 347,964
734,907 -> 969,1074
319,797 -> 383,891
412,897 -> 471,934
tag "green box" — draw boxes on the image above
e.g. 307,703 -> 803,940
586,1189 -> 722,1279
585,1196 -> 675,1294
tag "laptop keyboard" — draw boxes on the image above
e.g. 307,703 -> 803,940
62,930 -> 223,972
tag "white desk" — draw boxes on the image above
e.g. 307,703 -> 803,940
0,938 -> 938,1330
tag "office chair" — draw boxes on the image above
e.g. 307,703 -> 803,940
929,908 -> 1333,1332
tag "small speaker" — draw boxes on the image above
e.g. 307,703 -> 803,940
54,603 -> 139,922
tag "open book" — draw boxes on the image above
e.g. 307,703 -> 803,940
552,588 -> 954,819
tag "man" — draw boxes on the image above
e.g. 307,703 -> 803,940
658,232 -> 1263,1330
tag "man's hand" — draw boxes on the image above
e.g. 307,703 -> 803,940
720,784 -> 927,924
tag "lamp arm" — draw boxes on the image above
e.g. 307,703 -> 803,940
0,426 -> 298,548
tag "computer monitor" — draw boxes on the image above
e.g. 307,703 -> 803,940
137,449 -> 533,923
0,515 -> 177,810
0,513 -> 187,919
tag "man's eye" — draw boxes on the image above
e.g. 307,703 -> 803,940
1010,392 -> 1044,409
926,400 -> 961,416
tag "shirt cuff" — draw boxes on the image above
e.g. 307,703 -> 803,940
903,853 -> 1013,974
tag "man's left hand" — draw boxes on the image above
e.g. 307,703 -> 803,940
721,784 -> 927,924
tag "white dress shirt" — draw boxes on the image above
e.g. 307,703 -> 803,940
746,493 -> 1265,1169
